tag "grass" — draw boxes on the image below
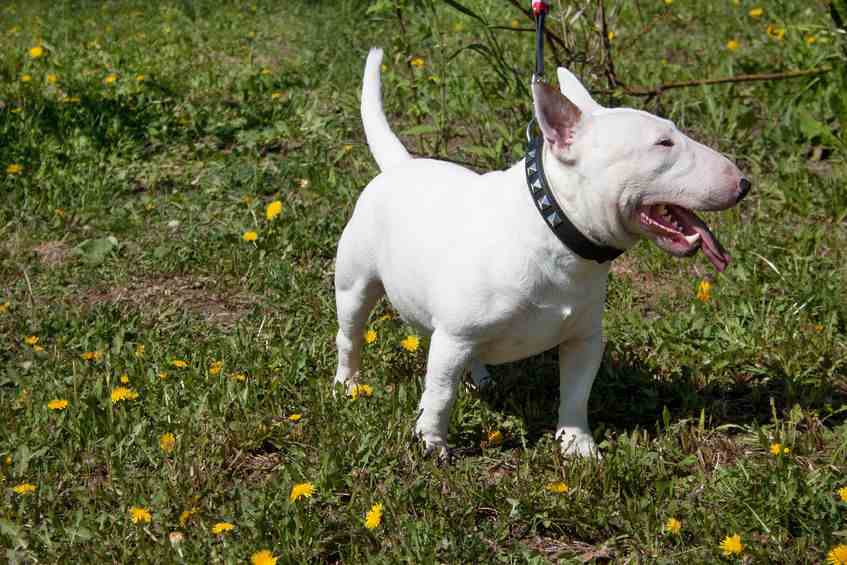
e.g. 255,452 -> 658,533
1,0 -> 846,562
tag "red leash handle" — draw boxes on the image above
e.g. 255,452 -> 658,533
532,1 -> 549,16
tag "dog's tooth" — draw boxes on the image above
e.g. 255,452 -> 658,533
683,233 -> 701,245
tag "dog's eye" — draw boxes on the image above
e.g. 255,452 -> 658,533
656,138 -> 674,147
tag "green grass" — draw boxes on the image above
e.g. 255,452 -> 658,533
1,0 -> 846,562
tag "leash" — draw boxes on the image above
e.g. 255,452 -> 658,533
524,1 -> 624,264
532,1 -> 548,82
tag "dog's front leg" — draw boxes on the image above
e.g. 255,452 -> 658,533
557,334 -> 603,458
415,331 -> 474,460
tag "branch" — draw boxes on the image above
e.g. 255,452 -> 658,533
598,0 -> 620,89
595,66 -> 833,97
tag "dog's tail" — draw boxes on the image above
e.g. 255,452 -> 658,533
362,48 -> 411,172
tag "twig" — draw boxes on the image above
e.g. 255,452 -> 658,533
19,265 -> 35,309
598,0 -> 620,88
594,66 -> 833,97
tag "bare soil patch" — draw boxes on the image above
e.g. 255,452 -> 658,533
80,274 -> 258,328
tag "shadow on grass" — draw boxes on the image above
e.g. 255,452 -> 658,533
482,343 -> 847,446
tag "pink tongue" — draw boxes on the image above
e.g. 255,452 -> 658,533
671,206 -> 731,272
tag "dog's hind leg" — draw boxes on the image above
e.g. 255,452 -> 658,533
469,358 -> 492,390
334,276 -> 383,390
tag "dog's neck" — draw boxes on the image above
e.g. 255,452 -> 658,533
541,143 -> 640,252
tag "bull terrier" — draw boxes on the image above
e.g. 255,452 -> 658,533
333,48 -> 750,459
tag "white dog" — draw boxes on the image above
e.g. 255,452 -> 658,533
333,49 -> 749,458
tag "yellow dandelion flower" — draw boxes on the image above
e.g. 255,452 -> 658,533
5,164 -> 22,175
13,483 -> 36,495
726,39 -> 740,51
767,24 -> 785,41
510,19 -> 520,29
211,522 -> 235,534
829,545 -> 847,565
47,399 -> 69,410
486,430 -> 504,446
665,517 -> 682,534
364,329 -> 377,344
664,0 -> 673,4
289,482 -> 315,502
719,534 -> 743,556
696,280 -> 711,302
81,350 -> 103,361
783,447 -> 790,455
379,314 -> 392,321
769,442 -> 782,455
364,502 -> 383,529
171,359 -> 188,368
229,372 -> 247,382
243,231 -> 258,242
266,200 -> 283,220
400,335 -> 419,352
260,68 -> 272,75
111,386 -> 139,403
749,7 -> 763,18
0,302 -> 9,313
129,506 -> 152,524
136,74 -> 146,82
805,35 -> 817,45
410,57 -> 425,69
288,413 -> 302,422
104,73 -> 118,85
29,45 -> 44,58
135,344 -> 145,358
46,74 -> 58,84
251,550 -> 277,565
546,482 -> 569,493
607,31 -> 616,41
24,335 -> 39,346
349,383 -> 374,400
120,374 -> 129,384
159,432 -> 176,453
179,507 -> 198,526
343,144 -> 353,152
209,361 -> 223,375
3,455 -> 11,465
21,74 -> 32,83
159,371 -> 169,380
838,486 -> 847,502
270,91 -> 284,101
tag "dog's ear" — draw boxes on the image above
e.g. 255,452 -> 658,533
556,67 -> 602,113
532,81 -> 582,153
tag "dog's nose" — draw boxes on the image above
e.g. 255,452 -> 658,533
737,177 -> 751,203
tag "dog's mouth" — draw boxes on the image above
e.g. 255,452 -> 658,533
638,204 -> 730,272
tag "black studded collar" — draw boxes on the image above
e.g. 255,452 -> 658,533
525,136 -> 624,264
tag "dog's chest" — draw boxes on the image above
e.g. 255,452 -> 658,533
476,274 -> 604,365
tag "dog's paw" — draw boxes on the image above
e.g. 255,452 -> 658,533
423,442 -> 454,465
557,431 -> 601,459
331,376 -> 360,399
413,424 -> 453,464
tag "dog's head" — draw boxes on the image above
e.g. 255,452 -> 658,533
532,69 -> 750,272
